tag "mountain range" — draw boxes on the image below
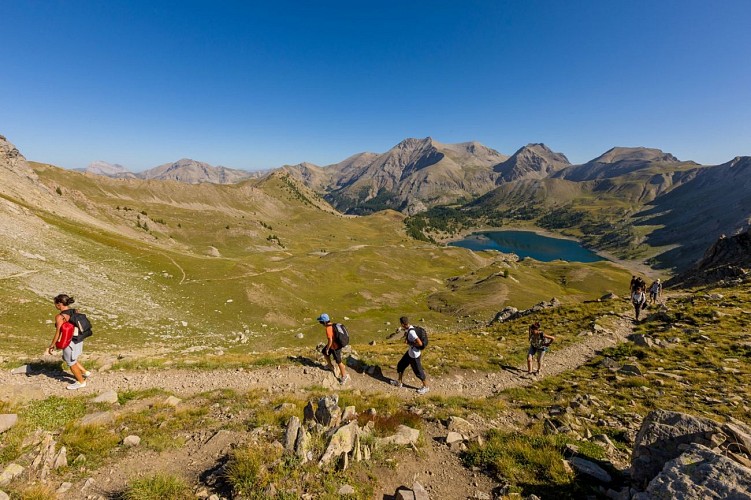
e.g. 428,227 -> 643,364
82,159 -> 266,184
13,133 -> 751,272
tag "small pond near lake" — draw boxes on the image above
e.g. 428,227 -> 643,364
448,230 -> 604,263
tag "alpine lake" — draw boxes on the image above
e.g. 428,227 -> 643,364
448,230 -> 604,263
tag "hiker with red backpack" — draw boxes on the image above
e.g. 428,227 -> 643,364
390,316 -> 429,395
48,294 -> 91,390
317,313 -> 350,385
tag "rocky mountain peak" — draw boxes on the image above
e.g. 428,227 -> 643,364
593,147 -> 679,164
86,160 -> 131,177
494,143 -> 570,182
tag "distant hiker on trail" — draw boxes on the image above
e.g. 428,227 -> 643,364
48,294 -> 91,390
631,286 -> 647,322
649,279 -> 662,305
527,322 -> 555,375
630,276 -> 638,294
390,316 -> 429,395
317,313 -> 349,385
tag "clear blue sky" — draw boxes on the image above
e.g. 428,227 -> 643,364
2,1 -> 750,171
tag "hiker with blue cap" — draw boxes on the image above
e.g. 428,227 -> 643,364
318,313 -> 349,385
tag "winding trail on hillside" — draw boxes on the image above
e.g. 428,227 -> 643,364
1,314 -> 636,401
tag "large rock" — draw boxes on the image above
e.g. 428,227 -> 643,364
631,410 -> 724,487
0,463 -> 24,486
723,417 -> 751,456
0,414 -> 17,434
568,457 -> 612,483
446,416 -> 473,434
93,390 -> 118,404
635,443 -> 751,499
319,421 -> 357,465
377,425 -> 420,447
284,416 -> 301,452
315,395 -> 341,428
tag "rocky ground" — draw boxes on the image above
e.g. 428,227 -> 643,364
0,315 -> 637,499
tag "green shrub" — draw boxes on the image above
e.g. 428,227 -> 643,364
124,473 -> 191,500
463,430 -> 573,486
225,445 -> 278,496
59,424 -> 120,467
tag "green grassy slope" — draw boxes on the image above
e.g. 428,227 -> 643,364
0,163 -> 631,359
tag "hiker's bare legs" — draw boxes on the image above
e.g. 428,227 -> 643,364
324,354 -> 338,376
70,363 -> 84,383
527,354 -> 534,374
337,362 -> 347,380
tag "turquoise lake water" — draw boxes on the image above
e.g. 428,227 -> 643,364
448,230 -> 604,263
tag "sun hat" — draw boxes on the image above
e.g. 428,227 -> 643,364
317,313 -> 330,323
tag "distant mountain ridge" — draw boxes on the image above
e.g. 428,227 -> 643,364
84,158 -> 264,184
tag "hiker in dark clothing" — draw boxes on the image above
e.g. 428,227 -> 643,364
390,316 -> 429,394
631,287 -> 647,322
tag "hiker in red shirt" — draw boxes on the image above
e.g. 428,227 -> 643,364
318,313 -> 349,385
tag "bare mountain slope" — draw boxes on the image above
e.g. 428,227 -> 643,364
493,143 -> 570,182
323,137 -> 508,214
553,147 -> 685,181
85,160 -> 137,178
139,158 -> 257,184
637,156 -> 751,269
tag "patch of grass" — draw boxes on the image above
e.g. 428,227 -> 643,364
9,484 -> 57,500
58,424 -> 121,468
25,396 -> 88,430
225,444 -> 278,496
463,430 -> 574,486
117,387 -> 168,405
124,473 -> 192,500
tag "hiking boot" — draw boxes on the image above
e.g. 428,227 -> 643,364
390,379 -> 403,388
340,374 -> 350,385
416,386 -> 430,395
67,381 -> 86,390
83,371 -> 92,379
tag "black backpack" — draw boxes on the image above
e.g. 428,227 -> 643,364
412,326 -> 428,350
333,323 -> 350,348
65,309 -> 93,343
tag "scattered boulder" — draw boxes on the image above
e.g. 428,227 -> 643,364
315,395 -> 341,427
601,357 -> 621,371
0,463 -> 24,486
0,414 -> 18,434
488,298 -> 561,325
93,390 -> 118,404
412,481 -> 429,500
446,416 -> 473,435
445,432 -> 464,445
338,484 -> 355,495
377,425 -> 420,447
568,457 -> 612,483
164,396 -> 182,407
284,416 -> 301,452
619,364 -> 644,377
10,365 -> 30,375
123,435 -> 141,447
320,421 -> 358,465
